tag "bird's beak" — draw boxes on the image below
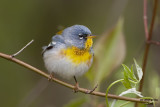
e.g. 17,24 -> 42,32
87,35 -> 96,39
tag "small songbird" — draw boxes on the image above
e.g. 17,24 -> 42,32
42,25 -> 96,90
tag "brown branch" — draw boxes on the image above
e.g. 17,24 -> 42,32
139,0 -> 158,93
0,52 -> 150,104
135,0 -> 158,107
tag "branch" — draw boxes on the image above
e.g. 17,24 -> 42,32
0,52 -> 150,104
135,1 -> 158,106
12,40 -> 34,57
147,40 -> 160,46
139,0 -> 158,93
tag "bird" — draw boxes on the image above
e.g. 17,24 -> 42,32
42,25 -> 96,91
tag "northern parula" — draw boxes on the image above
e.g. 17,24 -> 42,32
42,25 -> 96,83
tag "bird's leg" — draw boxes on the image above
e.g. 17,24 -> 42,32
85,84 -> 98,94
48,73 -> 54,81
73,76 -> 79,93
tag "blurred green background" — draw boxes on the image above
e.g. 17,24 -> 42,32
0,0 -> 160,107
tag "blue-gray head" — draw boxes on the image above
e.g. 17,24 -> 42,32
62,25 -> 95,49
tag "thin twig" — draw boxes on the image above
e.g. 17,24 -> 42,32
12,40 -> 34,57
86,84 -> 98,94
0,52 -> 151,104
147,40 -> 160,46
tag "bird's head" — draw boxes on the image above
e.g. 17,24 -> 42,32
62,25 -> 96,49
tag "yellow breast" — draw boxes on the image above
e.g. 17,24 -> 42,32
61,38 -> 93,65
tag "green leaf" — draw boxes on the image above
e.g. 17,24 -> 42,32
122,64 -> 138,82
64,97 -> 87,107
134,59 -> 143,81
122,71 -> 132,89
130,65 -> 138,81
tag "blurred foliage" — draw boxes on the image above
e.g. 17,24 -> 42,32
85,18 -> 125,86
64,97 -> 88,107
0,0 -> 160,107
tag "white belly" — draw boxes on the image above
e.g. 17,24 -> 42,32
43,49 -> 92,79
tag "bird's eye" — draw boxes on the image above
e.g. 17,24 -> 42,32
79,34 -> 83,39
78,34 -> 87,39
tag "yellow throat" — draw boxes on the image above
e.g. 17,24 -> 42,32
62,38 -> 93,65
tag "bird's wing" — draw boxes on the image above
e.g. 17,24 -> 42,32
42,35 -> 65,56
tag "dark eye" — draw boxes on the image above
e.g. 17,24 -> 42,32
78,34 -> 87,39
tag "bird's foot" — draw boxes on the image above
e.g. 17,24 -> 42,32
73,82 -> 79,93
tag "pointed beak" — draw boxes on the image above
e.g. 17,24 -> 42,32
87,35 -> 97,39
